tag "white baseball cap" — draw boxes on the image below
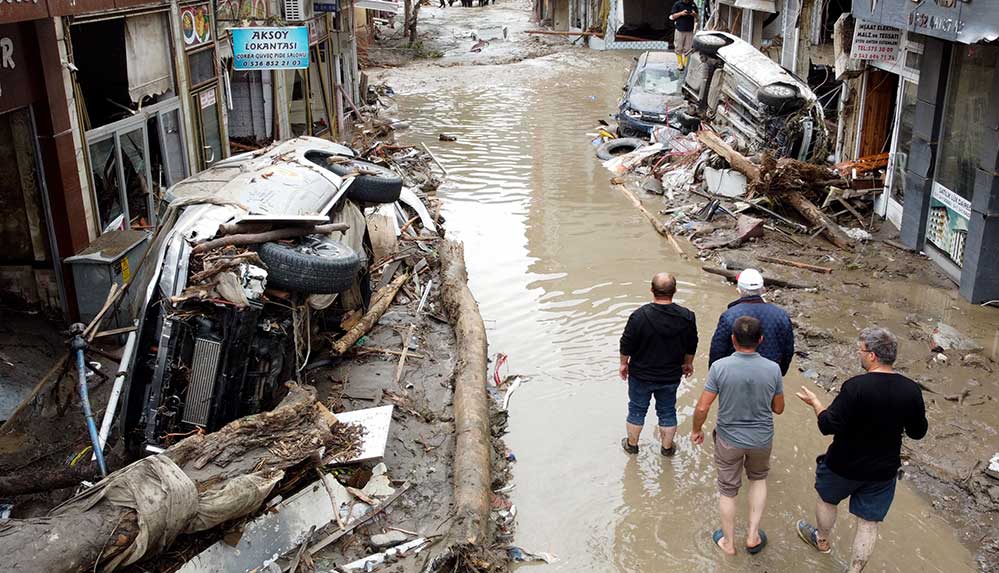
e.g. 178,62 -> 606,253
737,268 -> 765,290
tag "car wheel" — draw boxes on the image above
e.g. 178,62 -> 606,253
692,34 -> 732,56
596,137 -> 647,160
258,236 -> 361,294
325,159 -> 403,203
757,83 -> 805,114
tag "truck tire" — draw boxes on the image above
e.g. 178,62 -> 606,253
258,236 -> 361,294
757,83 -> 805,114
326,159 -> 403,203
596,137 -> 647,160
692,34 -> 732,56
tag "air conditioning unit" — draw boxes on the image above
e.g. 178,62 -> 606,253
283,0 -> 314,22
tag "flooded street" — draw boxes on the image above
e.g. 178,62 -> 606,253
381,50 -> 976,571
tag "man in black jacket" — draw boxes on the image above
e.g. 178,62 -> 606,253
620,273 -> 698,456
795,326 -> 927,572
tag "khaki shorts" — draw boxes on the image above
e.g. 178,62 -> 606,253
674,31 -> 694,55
713,430 -> 772,497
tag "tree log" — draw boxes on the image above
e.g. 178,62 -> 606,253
331,272 -> 411,354
783,191 -> 854,250
0,384 -> 336,573
696,131 -> 761,181
191,223 -> 349,254
701,265 -> 816,289
756,255 -> 833,274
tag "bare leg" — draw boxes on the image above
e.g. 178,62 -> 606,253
745,478 -> 767,547
848,519 -> 879,572
814,499 -> 837,552
658,425 -> 677,449
626,422 -> 642,446
717,494 -> 738,555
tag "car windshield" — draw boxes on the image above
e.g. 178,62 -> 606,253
636,68 -> 683,95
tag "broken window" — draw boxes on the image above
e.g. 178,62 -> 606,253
309,42 -> 332,136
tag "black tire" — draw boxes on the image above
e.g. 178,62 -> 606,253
757,83 -> 805,114
692,33 -> 732,56
596,137 -> 646,160
258,236 -> 361,294
325,159 -> 403,203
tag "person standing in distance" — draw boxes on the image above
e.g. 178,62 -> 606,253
795,327 -> 927,572
670,0 -> 698,69
619,273 -> 698,456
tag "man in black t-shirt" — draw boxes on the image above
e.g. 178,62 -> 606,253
619,273 -> 698,457
795,326 -> 927,572
669,0 -> 698,69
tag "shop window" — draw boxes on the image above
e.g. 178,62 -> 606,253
935,45 -> 999,200
188,46 -> 217,88
71,14 -> 176,129
228,70 -> 274,147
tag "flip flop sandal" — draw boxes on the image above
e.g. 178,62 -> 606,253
796,519 -> 832,554
712,529 -> 728,552
621,437 -> 638,454
747,529 -> 767,555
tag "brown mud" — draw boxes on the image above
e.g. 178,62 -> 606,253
373,37 -> 996,571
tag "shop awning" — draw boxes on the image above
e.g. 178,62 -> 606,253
734,0 -> 777,13
355,0 -> 402,13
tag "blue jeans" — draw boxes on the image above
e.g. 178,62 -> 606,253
627,376 -> 680,427
814,456 -> 897,522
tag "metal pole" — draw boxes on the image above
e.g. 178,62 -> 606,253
70,323 -> 108,477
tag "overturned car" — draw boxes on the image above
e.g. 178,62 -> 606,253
682,31 -> 829,161
120,137 -> 421,454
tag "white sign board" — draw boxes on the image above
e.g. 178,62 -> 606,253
330,405 -> 394,464
851,22 -> 902,62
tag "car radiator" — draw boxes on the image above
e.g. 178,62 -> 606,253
182,337 -> 222,426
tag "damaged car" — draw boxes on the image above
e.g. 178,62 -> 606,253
616,51 -> 698,138
119,137 -> 417,454
682,31 -> 829,161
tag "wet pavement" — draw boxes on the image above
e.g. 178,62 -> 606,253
380,50 -> 977,571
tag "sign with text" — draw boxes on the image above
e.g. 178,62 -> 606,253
851,22 -> 902,61
232,27 -> 309,71
313,1 -> 338,13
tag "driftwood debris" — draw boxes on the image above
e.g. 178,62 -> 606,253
192,223 -> 349,254
697,131 -> 854,250
424,240 -> 491,571
756,255 -> 833,274
332,273 -> 411,354
0,384 -> 339,573
615,184 -> 687,258
701,265 -> 816,289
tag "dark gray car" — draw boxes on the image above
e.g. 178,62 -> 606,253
617,51 -> 690,138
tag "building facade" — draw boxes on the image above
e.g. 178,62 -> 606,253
0,0 -> 360,319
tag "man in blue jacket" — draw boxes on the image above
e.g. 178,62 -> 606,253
708,269 -> 794,376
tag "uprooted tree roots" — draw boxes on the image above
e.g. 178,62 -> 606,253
0,384 -> 358,573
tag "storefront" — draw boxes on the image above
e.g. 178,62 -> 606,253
0,21 -> 65,313
853,0 -> 999,303
66,0 -> 224,234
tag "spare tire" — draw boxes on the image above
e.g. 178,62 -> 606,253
596,137 -> 647,160
757,83 -> 805,115
325,159 -> 403,203
692,33 -> 732,56
258,236 -> 361,294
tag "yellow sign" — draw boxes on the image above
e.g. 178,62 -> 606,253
121,258 -> 131,283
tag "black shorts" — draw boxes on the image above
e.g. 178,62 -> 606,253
814,456 -> 897,522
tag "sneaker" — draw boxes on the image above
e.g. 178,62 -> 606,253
661,444 -> 676,457
621,437 -> 639,454
796,519 -> 832,554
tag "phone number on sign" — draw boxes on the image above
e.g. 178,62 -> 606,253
237,59 -> 305,68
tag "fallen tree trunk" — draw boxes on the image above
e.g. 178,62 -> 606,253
697,131 -> 854,250
701,265 -> 816,289
783,191 -> 854,251
424,240 -> 491,571
0,459 -> 104,497
192,223 -> 349,254
331,272 -> 411,354
756,255 -> 833,274
0,384 -> 337,573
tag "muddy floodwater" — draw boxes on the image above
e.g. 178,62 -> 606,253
384,51 -> 977,571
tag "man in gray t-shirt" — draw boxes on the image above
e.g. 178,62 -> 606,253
692,316 -> 785,556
